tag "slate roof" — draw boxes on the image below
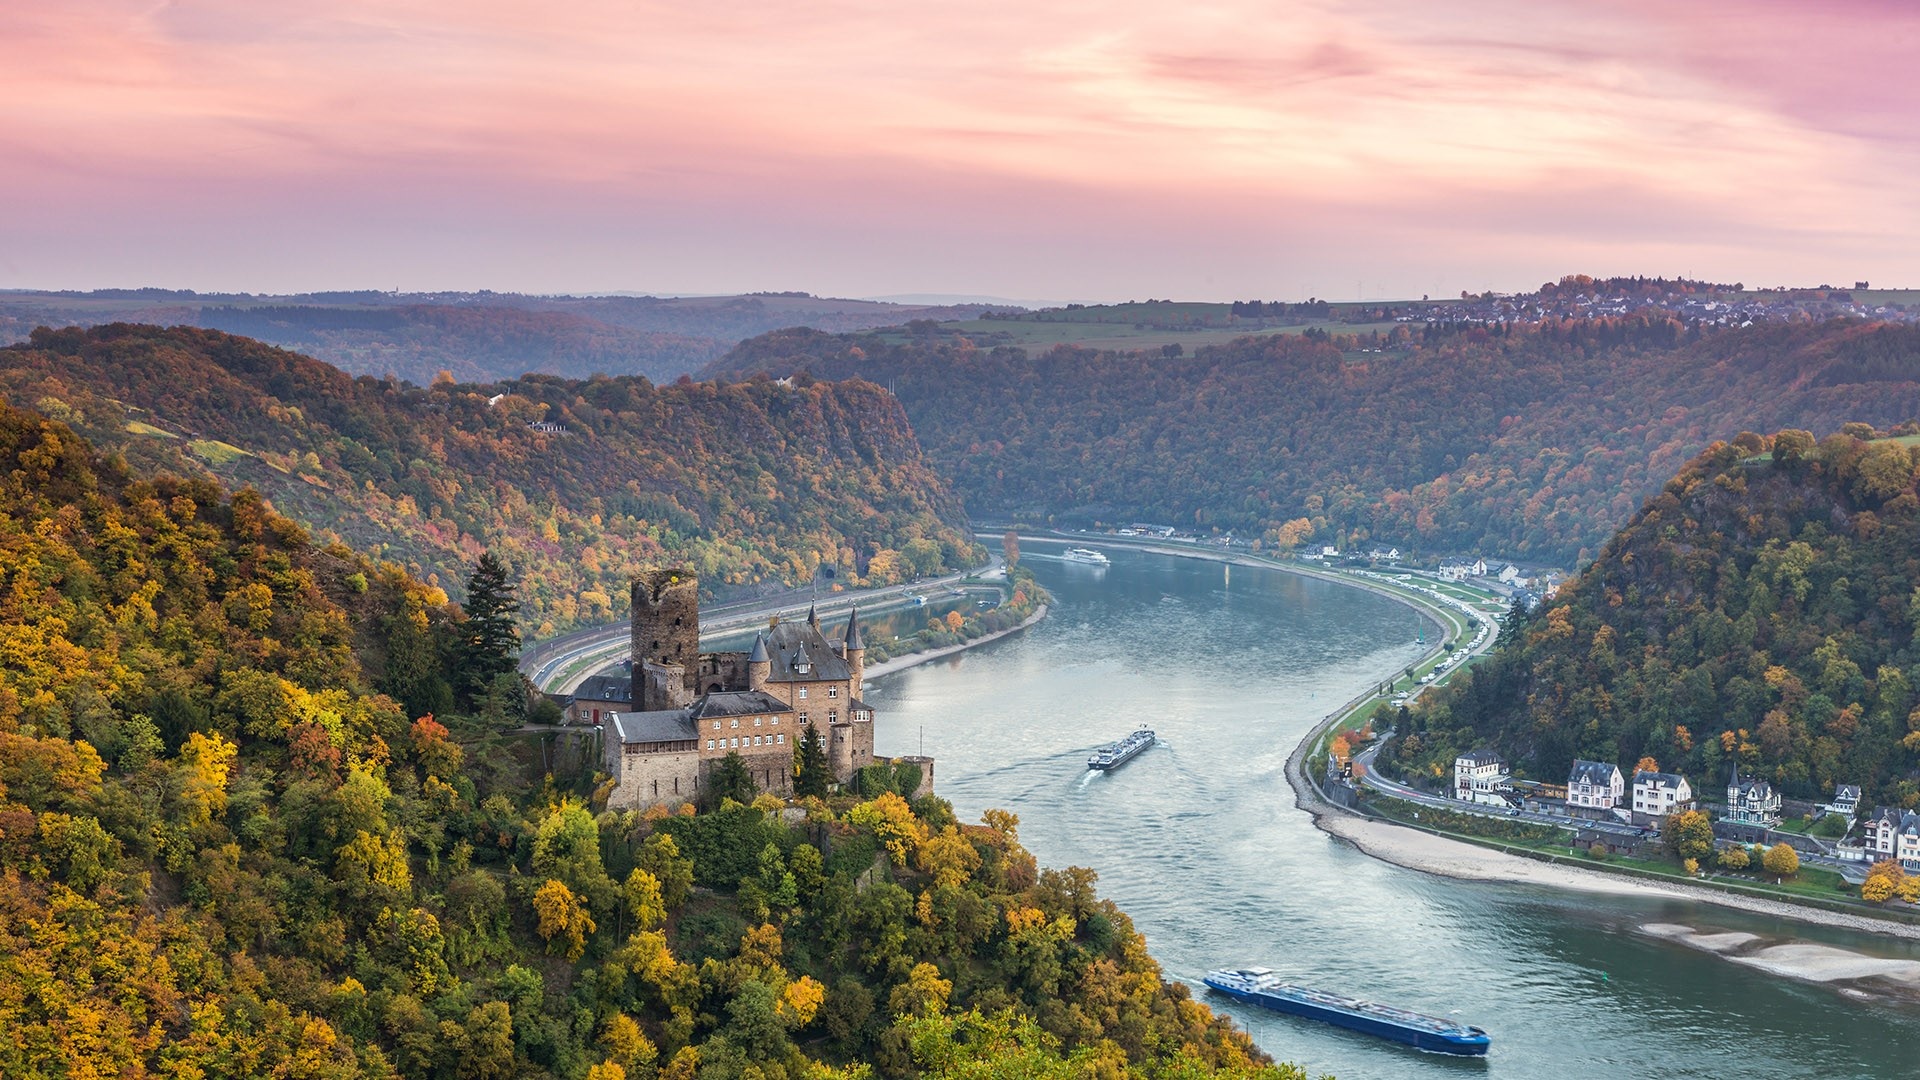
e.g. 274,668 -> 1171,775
687,691 -> 793,720
747,634 -> 769,663
1633,770 -> 1688,791
1833,784 -> 1862,802
764,619 -> 851,682
844,607 -> 865,651
1569,759 -> 1621,786
1731,776 -> 1776,800
571,675 -> 633,704
609,709 -> 698,746
1457,749 -> 1505,767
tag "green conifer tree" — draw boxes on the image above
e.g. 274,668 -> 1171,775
793,723 -> 831,798
458,551 -> 521,705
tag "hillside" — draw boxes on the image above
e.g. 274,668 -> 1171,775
706,318 -> 1920,565
1389,427 -> 1920,805
0,325 -> 974,635
0,289 -> 1011,385
0,401 -> 1312,1079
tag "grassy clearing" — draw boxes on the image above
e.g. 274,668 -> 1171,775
188,439 -> 251,465
124,421 -> 177,438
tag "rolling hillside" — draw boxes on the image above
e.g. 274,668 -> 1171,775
0,324 -> 974,634
707,318 -> 1920,566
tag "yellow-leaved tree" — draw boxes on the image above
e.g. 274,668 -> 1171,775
534,878 -> 596,961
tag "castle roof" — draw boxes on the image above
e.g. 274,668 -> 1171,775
688,690 -> 793,719
764,619 -> 851,682
609,709 -> 698,746
844,607 -> 865,651
747,634 -> 769,663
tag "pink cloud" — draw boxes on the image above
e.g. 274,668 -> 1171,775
2,1 -> 1915,297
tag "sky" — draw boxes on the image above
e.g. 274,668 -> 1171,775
4,0 -> 1916,302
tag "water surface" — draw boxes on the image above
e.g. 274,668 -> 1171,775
868,543 -> 1920,1079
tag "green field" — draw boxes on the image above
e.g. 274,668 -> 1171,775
124,420 -> 177,438
188,438 -> 250,464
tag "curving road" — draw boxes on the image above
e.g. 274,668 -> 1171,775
521,561 -> 1002,694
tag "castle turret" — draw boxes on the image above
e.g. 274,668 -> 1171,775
844,606 -> 866,690
806,603 -> 819,629
747,633 -> 771,692
631,568 -> 700,710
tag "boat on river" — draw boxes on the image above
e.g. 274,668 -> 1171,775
1087,729 -> 1155,771
1203,968 -> 1489,1056
1061,547 -> 1111,566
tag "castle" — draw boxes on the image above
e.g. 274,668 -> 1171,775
603,567 -> 882,809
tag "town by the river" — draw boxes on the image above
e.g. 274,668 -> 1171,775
867,541 -> 1920,1079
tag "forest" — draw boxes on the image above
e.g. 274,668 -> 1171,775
1389,426 -> 1920,807
706,319 -> 1920,566
0,399 -> 1315,1079
0,324 -> 976,636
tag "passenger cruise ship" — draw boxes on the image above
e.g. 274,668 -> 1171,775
1060,547 -> 1110,565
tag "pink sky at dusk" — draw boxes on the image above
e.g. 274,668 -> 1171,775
4,0 -> 1915,301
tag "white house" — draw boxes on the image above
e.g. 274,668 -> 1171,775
1630,770 -> 1694,824
1321,545 -> 1340,559
1825,784 -> 1863,820
1725,768 -> 1783,828
1469,558 -> 1489,577
1454,750 -> 1512,805
1567,760 -> 1625,811
1497,564 -> 1523,585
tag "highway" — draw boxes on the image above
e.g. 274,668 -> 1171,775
520,560 -> 1002,694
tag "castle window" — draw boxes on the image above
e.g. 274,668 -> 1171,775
754,717 -> 762,726
777,733 -> 784,744
799,712 -> 808,724
731,718 -> 739,728
829,710 -> 838,723
828,686 -> 838,698
707,739 -> 714,749
713,720 -> 721,730
798,687 -> 808,699
770,717 -> 779,725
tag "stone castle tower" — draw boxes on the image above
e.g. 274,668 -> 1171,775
631,567 -> 700,710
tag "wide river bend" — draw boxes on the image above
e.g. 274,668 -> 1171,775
866,543 -> 1920,1079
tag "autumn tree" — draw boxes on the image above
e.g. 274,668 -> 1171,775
534,878 -> 596,961
1762,842 -> 1800,878
1002,530 -> 1019,567
1663,810 -> 1714,862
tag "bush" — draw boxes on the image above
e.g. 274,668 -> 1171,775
1715,845 -> 1750,871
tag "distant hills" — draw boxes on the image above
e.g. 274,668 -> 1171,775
706,317 -> 1920,566
0,288 -> 1016,386
1390,427 -> 1920,805
0,324 -> 975,634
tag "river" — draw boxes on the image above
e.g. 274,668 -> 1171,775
864,542 -> 1920,1079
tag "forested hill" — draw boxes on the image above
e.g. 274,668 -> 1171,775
0,290 -> 1009,385
1391,428 -> 1920,806
0,324 -> 974,635
0,401 -> 1310,1079
705,320 -> 1920,566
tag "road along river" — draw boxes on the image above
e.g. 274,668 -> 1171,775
865,543 -> 1920,1079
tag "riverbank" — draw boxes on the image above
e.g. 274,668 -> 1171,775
863,604 -> 1048,683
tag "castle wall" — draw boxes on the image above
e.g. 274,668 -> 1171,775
696,651 -> 751,695
608,744 -> 701,810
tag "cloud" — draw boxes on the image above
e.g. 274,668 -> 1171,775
1,0 -> 1914,296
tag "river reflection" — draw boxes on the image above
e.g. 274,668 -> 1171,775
866,542 -> 1920,1079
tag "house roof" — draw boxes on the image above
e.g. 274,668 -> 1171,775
1569,760 -> 1621,786
688,690 -> 792,720
1731,776 -> 1776,800
571,675 -> 633,704
609,709 -> 698,745
1633,770 -> 1688,790
1457,749 -> 1505,767
1834,784 -> 1862,801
